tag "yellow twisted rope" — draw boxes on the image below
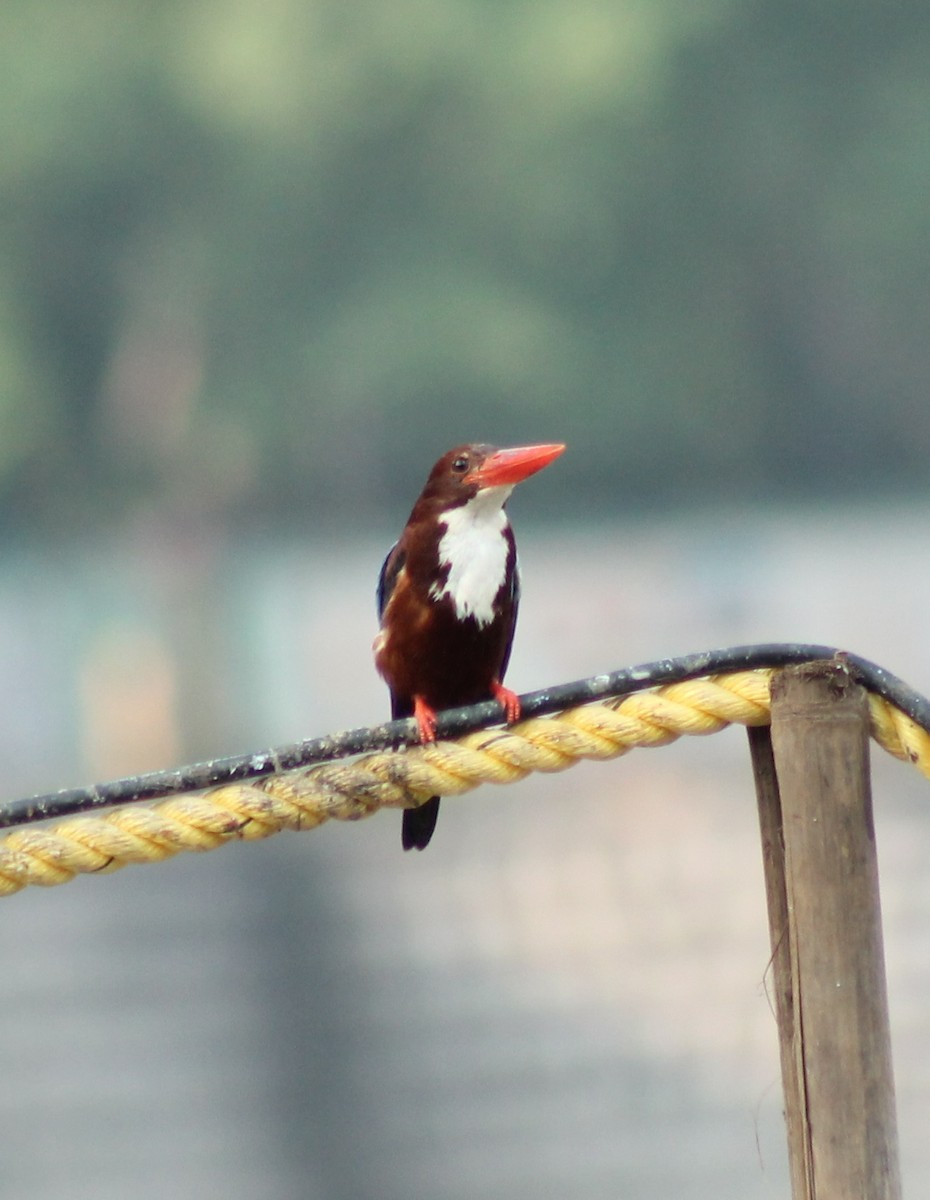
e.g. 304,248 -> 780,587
1,668 -> 928,898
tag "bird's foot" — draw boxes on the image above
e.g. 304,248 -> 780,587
492,682 -> 522,724
413,695 -> 439,742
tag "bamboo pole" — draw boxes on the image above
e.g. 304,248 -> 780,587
748,721 -> 811,1198
749,661 -> 901,1200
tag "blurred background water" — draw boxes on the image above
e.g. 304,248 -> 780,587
2,2 -> 930,1196
4,515 -> 930,1199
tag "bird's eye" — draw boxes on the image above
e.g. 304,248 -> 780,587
451,456 -> 469,473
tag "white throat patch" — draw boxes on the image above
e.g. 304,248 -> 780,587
430,486 -> 513,625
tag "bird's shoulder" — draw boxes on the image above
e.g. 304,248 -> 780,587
376,541 -> 407,619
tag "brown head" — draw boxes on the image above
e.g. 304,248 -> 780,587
413,442 -> 565,514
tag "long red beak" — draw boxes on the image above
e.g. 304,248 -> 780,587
471,443 -> 565,489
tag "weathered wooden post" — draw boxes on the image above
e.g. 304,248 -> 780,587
748,661 -> 902,1200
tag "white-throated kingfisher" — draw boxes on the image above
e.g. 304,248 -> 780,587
374,442 -> 565,850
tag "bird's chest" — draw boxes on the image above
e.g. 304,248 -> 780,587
428,505 -> 512,626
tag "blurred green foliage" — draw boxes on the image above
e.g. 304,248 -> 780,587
2,0 -> 930,534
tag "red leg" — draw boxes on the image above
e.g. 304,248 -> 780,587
413,695 -> 439,742
492,681 -> 521,724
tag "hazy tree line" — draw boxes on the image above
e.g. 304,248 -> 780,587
1,0 -> 929,536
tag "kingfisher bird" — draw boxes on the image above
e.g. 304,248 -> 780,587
374,442 -> 565,850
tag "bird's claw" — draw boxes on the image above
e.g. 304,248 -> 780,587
492,682 -> 521,724
413,696 -> 439,743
